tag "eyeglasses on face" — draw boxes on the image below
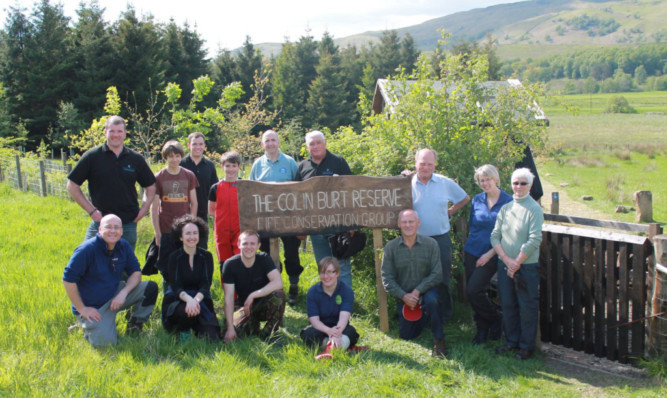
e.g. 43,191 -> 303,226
512,181 -> 529,186
320,270 -> 338,276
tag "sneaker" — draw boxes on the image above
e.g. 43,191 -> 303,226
432,338 -> 447,358
266,332 -> 285,348
288,284 -> 299,305
316,341 -> 333,360
180,331 -> 191,343
515,348 -> 533,360
126,322 -> 144,335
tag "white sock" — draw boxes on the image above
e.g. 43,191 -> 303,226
341,335 -> 350,350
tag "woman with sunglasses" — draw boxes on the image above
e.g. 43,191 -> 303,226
300,257 -> 361,359
464,165 -> 513,345
490,168 -> 543,360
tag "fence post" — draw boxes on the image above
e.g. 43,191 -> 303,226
39,160 -> 47,197
0,162 -> 3,182
634,190 -> 653,223
647,235 -> 667,357
61,148 -> 67,167
14,154 -> 23,190
551,192 -> 559,215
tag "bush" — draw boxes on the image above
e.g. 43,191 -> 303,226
605,96 -> 637,114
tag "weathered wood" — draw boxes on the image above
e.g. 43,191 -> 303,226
594,239 -> 605,357
606,240 -> 618,360
572,236 -> 583,351
39,160 -> 47,197
648,223 -> 662,241
14,154 -> 22,190
544,213 -> 652,234
584,238 -> 594,354
648,235 -> 667,356
373,228 -> 389,332
618,243 -> 630,362
631,243 -> 646,358
552,232 -> 563,344
551,192 -> 559,215
237,176 -> 412,237
562,235 -> 573,348
269,237 -> 281,273
633,191 -> 653,223
539,232 -> 550,342
61,148 -> 67,167
542,223 -> 647,245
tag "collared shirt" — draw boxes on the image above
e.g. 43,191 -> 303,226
464,189 -> 513,257
63,234 -> 141,314
381,234 -> 443,299
411,173 -> 467,236
249,151 -> 298,182
180,155 -> 218,219
67,144 -> 156,223
306,280 -> 354,327
296,150 -> 352,181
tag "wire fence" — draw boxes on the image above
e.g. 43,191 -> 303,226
0,154 -> 82,199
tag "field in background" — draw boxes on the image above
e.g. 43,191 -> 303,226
538,91 -> 667,223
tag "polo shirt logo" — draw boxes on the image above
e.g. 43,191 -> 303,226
335,295 -> 342,305
279,167 -> 287,174
123,164 -> 136,173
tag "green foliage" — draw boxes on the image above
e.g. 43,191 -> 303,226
565,14 -> 620,36
67,87 -> 121,155
605,95 -> 637,114
168,75 -> 226,136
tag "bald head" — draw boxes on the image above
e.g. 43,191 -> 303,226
98,214 -> 123,248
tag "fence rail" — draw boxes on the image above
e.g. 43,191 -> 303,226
0,154 -> 75,199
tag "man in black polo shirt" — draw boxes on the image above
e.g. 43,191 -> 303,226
180,132 -> 218,249
296,130 -> 355,289
67,115 -> 156,249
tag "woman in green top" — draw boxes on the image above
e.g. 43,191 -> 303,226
490,168 -> 543,360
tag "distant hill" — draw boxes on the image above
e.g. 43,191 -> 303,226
253,0 -> 667,59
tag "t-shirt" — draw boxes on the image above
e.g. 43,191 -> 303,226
221,252 -> 276,305
67,143 -> 156,223
155,167 -> 199,233
180,155 -> 218,219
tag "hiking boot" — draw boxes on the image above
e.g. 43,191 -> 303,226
488,318 -> 502,341
288,284 -> 299,305
515,348 -> 533,360
126,322 -> 144,335
495,345 -> 517,355
472,328 -> 488,345
432,338 -> 447,358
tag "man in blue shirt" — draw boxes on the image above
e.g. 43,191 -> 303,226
63,214 -> 158,346
411,148 -> 470,324
250,130 -> 303,305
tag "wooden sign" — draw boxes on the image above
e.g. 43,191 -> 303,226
237,175 -> 412,237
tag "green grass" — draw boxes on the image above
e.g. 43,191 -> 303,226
0,183 -> 665,396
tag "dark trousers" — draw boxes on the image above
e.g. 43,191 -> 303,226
300,324 -> 359,348
464,252 -> 502,330
166,302 -> 221,341
397,287 -> 444,340
497,260 -> 540,350
260,236 -> 303,285
430,233 -> 453,323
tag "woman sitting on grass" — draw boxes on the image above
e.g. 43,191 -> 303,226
300,257 -> 365,359
162,215 -> 221,341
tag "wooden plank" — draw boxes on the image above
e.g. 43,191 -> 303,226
594,239 -> 605,357
631,243 -> 646,359
539,232 -> 550,342
584,238 -> 594,354
542,224 -> 647,245
269,237 -> 281,273
562,235 -> 573,348
617,243 -> 630,362
572,236 -> 583,351
15,154 -> 22,190
544,213 -> 651,234
606,241 -> 618,360
373,228 -> 389,332
551,232 -> 563,344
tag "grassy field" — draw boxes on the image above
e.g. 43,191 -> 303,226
537,91 -> 667,223
0,183 -> 665,396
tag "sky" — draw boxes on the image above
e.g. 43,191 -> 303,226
1,0 -> 512,55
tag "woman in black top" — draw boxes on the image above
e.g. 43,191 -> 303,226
162,215 -> 221,341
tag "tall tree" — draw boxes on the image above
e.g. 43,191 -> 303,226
271,41 -> 303,122
0,5 -> 32,130
234,36 -> 263,103
209,48 -> 238,107
306,52 -> 348,131
400,33 -> 420,75
164,20 -> 208,106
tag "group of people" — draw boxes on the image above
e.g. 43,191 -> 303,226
63,115 -> 543,361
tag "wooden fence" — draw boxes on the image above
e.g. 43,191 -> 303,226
539,213 -> 662,363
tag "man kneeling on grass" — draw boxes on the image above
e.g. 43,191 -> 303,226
222,230 -> 286,343
63,214 -> 158,347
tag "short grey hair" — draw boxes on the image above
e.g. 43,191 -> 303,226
511,167 -> 534,185
305,130 -> 325,145
262,129 -> 279,142
415,148 -> 437,162
474,164 -> 500,186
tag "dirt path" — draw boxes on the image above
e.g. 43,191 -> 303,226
540,176 -> 613,220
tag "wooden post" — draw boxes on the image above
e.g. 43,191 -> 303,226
648,235 -> 667,357
269,237 -> 281,273
39,160 -> 47,197
0,162 -> 3,182
551,192 -> 559,215
61,148 -> 67,167
14,154 -> 23,190
373,228 -> 389,332
633,191 -> 653,223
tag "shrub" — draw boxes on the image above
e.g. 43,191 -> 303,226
605,96 -> 637,114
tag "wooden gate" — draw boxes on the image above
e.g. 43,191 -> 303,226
539,214 -> 661,363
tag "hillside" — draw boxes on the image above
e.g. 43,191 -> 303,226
255,0 -> 667,59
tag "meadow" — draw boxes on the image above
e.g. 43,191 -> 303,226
0,183 -> 665,396
539,91 -> 667,223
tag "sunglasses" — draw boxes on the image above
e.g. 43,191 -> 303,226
512,181 -> 529,186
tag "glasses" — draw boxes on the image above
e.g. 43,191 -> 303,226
512,181 -> 529,186
320,270 -> 338,277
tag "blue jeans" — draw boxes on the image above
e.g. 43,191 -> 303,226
430,233 -> 453,323
85,220 -> 138,250
310,234 -> 352,289
497,260 -> 540,350
397,287 -> 444,340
